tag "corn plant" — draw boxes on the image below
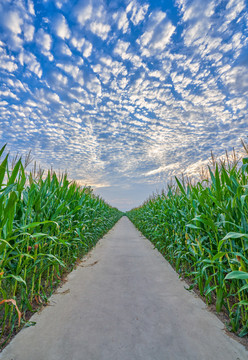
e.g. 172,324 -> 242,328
0,145 -> 122,348
128,155 -> 248,337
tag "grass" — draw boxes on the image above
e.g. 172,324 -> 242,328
0,144 -> 122,348
127,148 -> 248,337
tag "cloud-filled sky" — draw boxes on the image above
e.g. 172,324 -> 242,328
0,0 -> 247,210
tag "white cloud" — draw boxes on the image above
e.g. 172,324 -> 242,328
54,71 -> 68,86
127,1 -> 149,26
26,99 -> 38,107
148,10 -> 166,28
1,59 -> 17,72
54,14 -> 70,40
36,29 -> 53,61
74,1 -> 111,41
36,30 -> 51,52
149,70 -> 166,81
182,0 -> 215,21
55,0 -> 68,9
61,43 -> 72,56
19,50 -> 42,78
28,0 -> 35,15
77,57 -> 84,65
113,11 -> 129,33
138,11 -> 166,49
83,41 -> 92,57
113,40 -> 130,59
7,79 -> 28,93
137,11 -> 175,56
138,28 -> 153,47
3,11 -> 23,35
89,22 -> 111,40
226,97 -> 247,113
0,89 -> 19,100
145,163 -> 178,176
0,9 -> 24,49
48,92 -> 61,103
0,46 -> 18,72
226,0 -> 245,23
57,63 -> 79,77
100,56 -> 114,67
183,18 -> 211,47
175,0 -> 186,13
75,2 -> 93,26
24,23 -> 35,42
57,63 -> 84,85
70,36 -> 92,57
220,65 -> 248,95
150,21 -> 175,50
118,77 -> 128,89
71,36 -> 85,51
0,61 -> 18,72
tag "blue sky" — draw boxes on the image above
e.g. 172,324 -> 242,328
0,0 -> 247,210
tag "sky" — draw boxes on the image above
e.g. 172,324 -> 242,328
0,0 -> 247,211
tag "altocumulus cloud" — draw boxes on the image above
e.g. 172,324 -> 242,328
0,0 -> 247,210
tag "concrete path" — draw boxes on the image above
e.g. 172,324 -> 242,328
1,217 -> 247,360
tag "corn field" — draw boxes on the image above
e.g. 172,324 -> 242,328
0,145 -> 122,348
128,155 -> 248,337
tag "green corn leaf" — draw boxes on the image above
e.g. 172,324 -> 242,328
7,158 -> 21,186
192,215 -> 217,232
29,232 -> 48,239
208,166 -> 215,186
237,284 -> 248,293
18,163 -> 26,191
0,144 -> 7,158
222,232 -> 248,240
237,300 -> 248,307
0,239 -> 13,248
4,274 -> 27,286
20,220 -> 59,231
225,271 -> 248,280
2,191 -> 18,234
56,238 -> 70,246
0,155 -> 8,188
186,223 -> 201,230
19,253 -> 34,260
175,177 -> 186,196
218,232 -> 248,251
0,183 -> 17,199
38,253 -> 65,267
216,287 -> 224,313
212,252 -> 226,262
215,164 -> 221,200
205,285 -> 218,296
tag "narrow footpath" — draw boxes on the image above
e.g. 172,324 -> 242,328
1,217 -> 247,360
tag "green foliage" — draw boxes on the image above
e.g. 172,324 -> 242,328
0,145 -> 121,346
127,160 -> 248,336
